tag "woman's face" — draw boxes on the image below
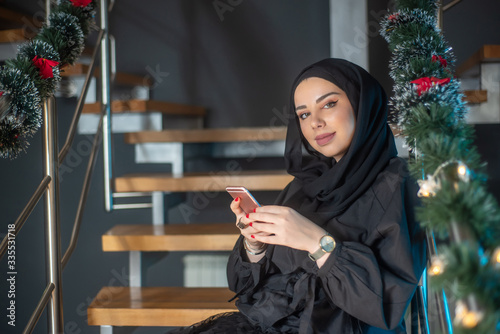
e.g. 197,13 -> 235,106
294,77 -> 356,162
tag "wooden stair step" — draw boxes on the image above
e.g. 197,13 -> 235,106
457,45 -> 500,77
114,170 -> 293,192
103,223 -> 239,251
463,90 -> 488,104
124,126 -> 287,144
88,287 -> 237,327
61,63 -> 154,87
0,28 -> 36,43
124,126 -> 403,144
82,99 -> 206,116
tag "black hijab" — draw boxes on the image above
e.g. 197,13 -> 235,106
282,58 -> 397,218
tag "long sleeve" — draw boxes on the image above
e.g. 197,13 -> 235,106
316,176 -> 426,330
226,236 -> 271,298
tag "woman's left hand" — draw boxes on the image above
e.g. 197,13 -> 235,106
247,205 -> 326,254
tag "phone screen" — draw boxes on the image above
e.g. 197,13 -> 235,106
226,186 -> 261,214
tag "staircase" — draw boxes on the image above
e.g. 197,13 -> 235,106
85,120 -> 291,330
457,44 -> 500,123
61,10 -> 291,329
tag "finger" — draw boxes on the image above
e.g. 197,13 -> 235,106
243,231 -> 273,240
246,212 -> 281,225
230,197 -> 244,216
249,220 -> 277,234
250,233 -> 277,245
254,205 -> 288,214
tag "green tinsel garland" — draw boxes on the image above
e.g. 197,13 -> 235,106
38,12 -> 85,65
0,0 -> 97,159
381,0 -> 500,332
12,39 -> 62,98
0,69 -> 42,158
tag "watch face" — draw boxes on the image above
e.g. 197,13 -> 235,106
320,235 -> 335,252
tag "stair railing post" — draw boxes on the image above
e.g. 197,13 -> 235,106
101,0 -> 114,212
42,96 -> 64,334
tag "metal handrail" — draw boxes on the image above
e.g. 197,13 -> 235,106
59,28 -> 104,163
62,110 -> 104,268
0,176 -> 51,260
23,283 -> 55,334
19,0 -> 113,332
101,0 -> 114,212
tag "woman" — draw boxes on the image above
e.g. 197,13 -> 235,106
174,58 -> 426,333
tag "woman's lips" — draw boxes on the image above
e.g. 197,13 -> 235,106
315,132 -> 335,146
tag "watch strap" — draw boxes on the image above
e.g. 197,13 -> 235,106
308,234 -> 335,261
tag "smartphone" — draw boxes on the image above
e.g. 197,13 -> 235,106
226,186 -> 261,214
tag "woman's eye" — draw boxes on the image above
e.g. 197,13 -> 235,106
299,112 -> 310,120
324,101 -> 338,108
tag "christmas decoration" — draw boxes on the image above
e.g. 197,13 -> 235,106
0,91 -> 12,121
381,0 -> 500,332
32,56 -> 60,79
428,254 -> 445,276
70,0 -> 92,7
410,76 -> 451,96
0,0 -> 97,159
455,298 -> 485,329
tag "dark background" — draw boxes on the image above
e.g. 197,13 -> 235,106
0,1 -> 499,333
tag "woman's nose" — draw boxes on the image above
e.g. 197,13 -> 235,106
311,114 -> 325,128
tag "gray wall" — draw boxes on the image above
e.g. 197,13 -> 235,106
1,1 -> 499,333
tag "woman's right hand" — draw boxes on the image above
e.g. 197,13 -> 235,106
230,197 -> 268,249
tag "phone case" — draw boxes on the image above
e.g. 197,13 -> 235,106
226,186 -> 261,214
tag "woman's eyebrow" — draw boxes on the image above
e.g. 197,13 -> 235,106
316,92 -> 340,104
295,92 -> 340,111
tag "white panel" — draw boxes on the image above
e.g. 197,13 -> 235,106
466,63 -> 500,123
134,143 -> 183,177
0,42 -> 20,61
152,192 -> 165,225
330,0 -> 369,70
129,251 -> 141,287
77,113 -> 163,134
183,254 -> 229,287
212,140 -> 285,158
395,136 -> 409,158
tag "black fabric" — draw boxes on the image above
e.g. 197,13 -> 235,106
285,58 -> 398,217
227,158 -> 426,333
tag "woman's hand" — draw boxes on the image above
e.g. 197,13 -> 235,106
230,197 -> 271,249
246,205 -> 326,254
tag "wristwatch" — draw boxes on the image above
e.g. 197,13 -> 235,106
308,234 -> 336,261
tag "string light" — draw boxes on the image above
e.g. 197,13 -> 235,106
454,299 -> 484,329
428,255 -> 445,276
493,247 -> 500,267
417,176 -> 438,198
457,165 -> 467,177
417,161 -> 470,198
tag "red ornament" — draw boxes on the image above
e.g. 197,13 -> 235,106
410,77 -> 451,96
0,91 -> 3,97
70,0 -> 92,7
432,55 -> 448,68
32,56 -> 60,79
388,13 -> 399,22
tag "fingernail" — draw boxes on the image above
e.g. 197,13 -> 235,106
251,235 -> 255,239
249,222 -> 253,227
253,208 -> 256,213
235,197 -> 239,202
246,213 -> 249,218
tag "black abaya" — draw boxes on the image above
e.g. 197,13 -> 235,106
170,59 -> 426,333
